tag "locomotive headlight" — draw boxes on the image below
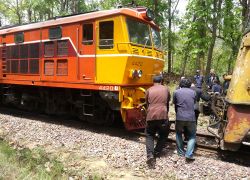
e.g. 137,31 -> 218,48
137,70 -> 143,78
129,69 -> 140,79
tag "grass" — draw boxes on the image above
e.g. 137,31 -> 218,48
0,139 -> 106,180
0,140 -> 66,180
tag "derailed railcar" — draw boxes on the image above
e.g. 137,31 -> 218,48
221,29 -> 250,150
209,25 -> 250,151
0,7 -> 164,130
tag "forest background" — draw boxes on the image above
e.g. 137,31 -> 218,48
0,0 -> 249,77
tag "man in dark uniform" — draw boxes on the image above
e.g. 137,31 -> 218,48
145,75 -> 170,168
173,78 -> 196,161
206,69 -> 219,89
212,79 -> 222,94
194,70 -> 203,89
191,83 -> 210,122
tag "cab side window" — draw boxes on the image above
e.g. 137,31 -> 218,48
83,24 -> 93,45
99,21 -> 114,49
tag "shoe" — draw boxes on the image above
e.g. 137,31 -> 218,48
185,156 -> 195,163
184,137 -> 188,142
174,150 -> 184,157
146,157 -> 156,169
154,151 -> 161,158
178,153 -> 185,157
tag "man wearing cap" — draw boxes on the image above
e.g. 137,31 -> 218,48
194,70 -> 203,89
144,75 -> 170,168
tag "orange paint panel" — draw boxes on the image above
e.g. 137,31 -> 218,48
41,57 -> 76,81
62,23 -> 78,48
25,29 -> 40,41
4,34 -> 14,44
77,21 -> 96,82
1,79 -> 119,91
2,74 -> 41,81
79,57 -> 95,81
41,28 -> 49,40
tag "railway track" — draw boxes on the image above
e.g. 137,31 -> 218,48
133,126 -> 250,165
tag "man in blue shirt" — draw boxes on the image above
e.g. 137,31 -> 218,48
212,79 -> 222,94
173,78 -> 196,161
194,70 -> 203,89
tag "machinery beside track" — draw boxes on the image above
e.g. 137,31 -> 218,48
202,89 -> 250,151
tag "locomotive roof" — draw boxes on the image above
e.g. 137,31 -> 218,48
0,8 -> 159,35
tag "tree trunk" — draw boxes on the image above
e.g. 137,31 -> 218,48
194,0 -> 206,74
196,51 -> 205,74
181,53 -> 188,76
33,11 -> 37,22
70,0 -> 79,14
167,0 -> 172,73
154,0 -> 158,24
16,0 -> 22,24
241,0 -> 250,32
27,7 -> 32,22
205,0 -> 222,76
60,0 -> 67,13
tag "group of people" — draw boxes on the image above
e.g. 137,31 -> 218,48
144,70 -> 230,169
194,69 -> 230,95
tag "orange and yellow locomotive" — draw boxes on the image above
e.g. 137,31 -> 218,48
0,7 -> 164,130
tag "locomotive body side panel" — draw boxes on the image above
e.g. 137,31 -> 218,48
227,34 -> 250,104
95,16 -> 127,84
78,21 -> 96,82
223,33 -> 250,150
0,8 -> 165,130
40,23 -> 78,82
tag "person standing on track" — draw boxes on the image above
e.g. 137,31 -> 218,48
173,78 -> 196,162
144,75 -> 171,168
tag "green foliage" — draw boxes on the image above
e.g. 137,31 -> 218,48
173,0 -> 243,76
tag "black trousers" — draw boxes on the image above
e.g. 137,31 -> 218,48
184,110 -> 199,139
195,110 -> 200,123
145,120 -> 169,159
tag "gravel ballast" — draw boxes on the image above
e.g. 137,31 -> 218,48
0,111 -> 249,179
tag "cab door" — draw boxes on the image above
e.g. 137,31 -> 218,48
78,22 -> 96,82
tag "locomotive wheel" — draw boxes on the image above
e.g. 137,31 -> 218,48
93,94 -> 113,125
77,92 -> 116,126
104,108 -> 115,126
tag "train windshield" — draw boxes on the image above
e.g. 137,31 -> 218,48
151,28 -> 162,50
126,18 -> 152,47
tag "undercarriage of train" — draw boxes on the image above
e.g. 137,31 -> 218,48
202,93 -> 250,151
0,84 -> 121,126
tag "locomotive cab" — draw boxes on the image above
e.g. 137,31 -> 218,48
92,8 -> 164,130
